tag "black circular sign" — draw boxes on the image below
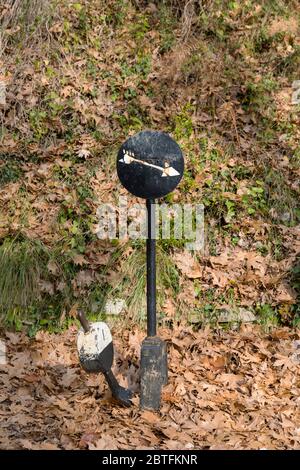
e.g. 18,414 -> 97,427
117,130 -> 184,199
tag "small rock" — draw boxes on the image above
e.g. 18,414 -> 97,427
105,298 -> 126,315
217,308 -> 256,323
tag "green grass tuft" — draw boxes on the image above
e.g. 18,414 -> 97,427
0,236 -> 48,313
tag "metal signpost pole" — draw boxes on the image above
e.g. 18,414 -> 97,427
146,198 -> 156,338
140,198 -> 167,410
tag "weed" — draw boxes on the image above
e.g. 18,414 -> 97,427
129,14 -> 150,42
113,101 -> 149,133
241,181 -> 267,216
0,156 -> 23,186
121,54 -> 152,80
157,2 -> 177,53
45,91 -> 64,117
58,203 -> 95,254
242,77 -> 278,114
76,185 -> 94,203
105,0 -> 128,28
254,29 -> 284,54
172,103 -> 195,140
29,110 -> 48,141
256,304 -> 279,330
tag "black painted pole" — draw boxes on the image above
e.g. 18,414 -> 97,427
146,198 -> 156,337
140,197 -> 167,409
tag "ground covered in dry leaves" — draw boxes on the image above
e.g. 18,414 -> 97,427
1,324 -> 300,450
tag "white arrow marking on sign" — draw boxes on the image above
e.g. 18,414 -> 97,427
119,150 -> 180,177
